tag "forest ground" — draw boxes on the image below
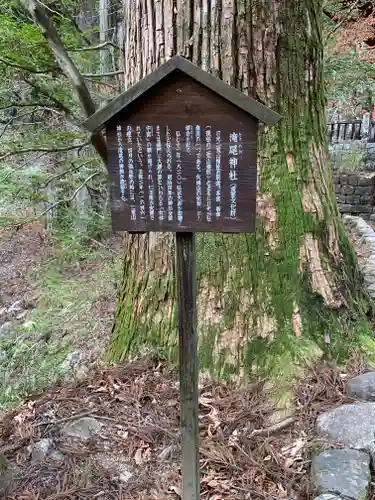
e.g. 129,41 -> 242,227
0,216 -> 373,498
0,222 -> 122,409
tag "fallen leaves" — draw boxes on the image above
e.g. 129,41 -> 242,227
0,357 -> 354,500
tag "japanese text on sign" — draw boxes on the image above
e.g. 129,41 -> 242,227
114,123 -> 247,228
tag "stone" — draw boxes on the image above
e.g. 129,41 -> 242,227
26,438 -> 64,462
62,417 -> 102,440
355,186 -> 373,195
316,403 -> 375,453
348,175 -> 359,186
342,185 -> 355,195
0,322 -> 12,338
63,350 -> 87,370
339,204 -> 354,213
336,195 -> 346,204
357,175 -> 375,186
363,273 -> 375,285
347,372 -> 375,402
313,495 -> 341,500
311,448 -> 370,500
7,300 -> 23,314
94,452 -> 133,483
16,311 -> 27,320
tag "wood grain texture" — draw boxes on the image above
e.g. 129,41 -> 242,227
176,232 -> 200,500
106,73 -> 258,233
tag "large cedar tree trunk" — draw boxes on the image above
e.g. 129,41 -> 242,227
109,0 -> 368,376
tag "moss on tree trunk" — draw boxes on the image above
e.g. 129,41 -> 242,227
109,0 -> 371,378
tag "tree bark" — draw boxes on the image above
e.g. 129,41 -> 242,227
109,0 -> 368,376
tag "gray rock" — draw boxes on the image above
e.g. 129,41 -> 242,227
363,273 -> 375,285
316,403 -> 375,453
0,322 -> 12,338
347,372 -> 375,402
94,452 -> 133,483
339,204 -> 354,213
26,438 -> 64,462
313,495 -> 341,500
7,300 -> 23,314
311,448 -> 370,500
62,417 -> 102,440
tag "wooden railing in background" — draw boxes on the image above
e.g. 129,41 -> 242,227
327,115 -> 375,144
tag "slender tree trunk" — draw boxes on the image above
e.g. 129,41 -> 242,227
109,0 -> 368,376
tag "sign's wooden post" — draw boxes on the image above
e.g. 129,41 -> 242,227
176,232 -> 199,500
83,55 -> 281,499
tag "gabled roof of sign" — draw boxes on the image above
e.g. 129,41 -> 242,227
82,56 -> 281,133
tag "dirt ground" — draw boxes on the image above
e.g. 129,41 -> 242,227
0,356 -> 361,500
0,222 -> 371,499
0,223 -> 49,307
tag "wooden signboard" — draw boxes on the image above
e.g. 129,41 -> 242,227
83,56 -> 281,500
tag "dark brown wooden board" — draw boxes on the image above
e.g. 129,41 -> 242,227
106,72 -> 258,233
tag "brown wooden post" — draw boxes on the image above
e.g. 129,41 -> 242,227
176,231 -> 199,500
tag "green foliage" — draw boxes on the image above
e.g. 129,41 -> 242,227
325,47 -> 375,106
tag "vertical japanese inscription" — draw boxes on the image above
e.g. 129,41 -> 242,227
229,132 -> 239,219
166,126 -> 173,221
215,131 -> 221,218
195,126 -> 202,221
176,130 -> 183,223
156,125 -> 164,221
136,126 -> 146,218
205,126 -> 212,222
146,125 -> 155,221
116,125 -> 127,201
126,126 -> 136,220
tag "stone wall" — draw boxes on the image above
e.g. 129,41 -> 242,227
332,172 -> 375,221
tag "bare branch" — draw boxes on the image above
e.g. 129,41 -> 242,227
23,77 -> 78,118
0,103 -> 51,110
69,41 -> 120,52
40,158 -> 98,188
0,110 -> 35,139
82,70 -> 124,78
0,141 -> 91,162
22,171 -> 101,227
0,56 -> 58,75
0,153 -> 46,184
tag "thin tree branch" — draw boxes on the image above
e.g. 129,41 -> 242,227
0,103 -> 51,110
20,0 -> 107,163
0,56 -> 58,75
0,141 -> 91,162
0,153 -> 46,184
82,70 -> 124,78
0,110 -> 35,139
40,158 -> 98,188
69,41 -> 120,52
24,171 -> 100,226
22,76 -> 79,120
